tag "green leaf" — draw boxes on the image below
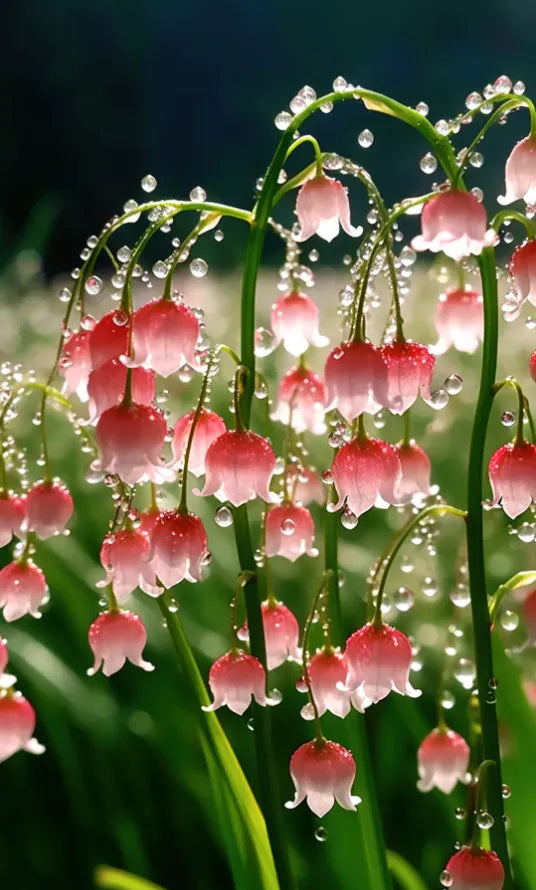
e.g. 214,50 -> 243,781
386,850 -> 428,890
95,866 -> 166,890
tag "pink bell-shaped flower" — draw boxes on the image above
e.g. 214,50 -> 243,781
394,442 -> 432,504
287,465 -> 325,506
0,492 -> 25,548
0,560 -> 48,622
295,175 -> 362,243
265,503 -> 316,562
444,847 -> 504,890
88,610 -> 155,677
271,365 -> 326,435
24,480 -> 74,539
331,437 -> 401,518
411,190 -> 498,262
325,340 -> 389,422
306,647 -> 352,718
499,135 -> 536,206
87,358 -> 155,422
202,650 -> 278,715
0,694 -> 45,763
381,340 -> 434,414
100,527 -> 158,601
488,441 -> 536,519
239,600 -> 300,670
59,329 -> 92,401
196,430 -> 277,507
433,287 -> 484,354
96,402 -> 171,486
150,510 -> 209,588
89,310 -> 131,370
271,291 -> 329,357
171,408 -> 227,477
510,240 -> 536,307
417,727 -> 470,794
285,739 -> 361,817
345,622 -> 421,705
132,298 -> 200,377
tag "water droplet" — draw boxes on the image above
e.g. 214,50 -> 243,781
469,151 -> 484,168
214,229 -> 224,242
501,410 -> 516,427
513,80 -> 526,95
112,310 -> 129,327
420,152 -> 438,174
190,258 -> 208,278
502,783 -> 512,799
339,285 -> 354,307
465,91 -> 482,110
358,128 -> 374,148
400,246 -> 416,267
400,555 -> 414,574
289,94 -> 307,114
422,577 -> 438,598
517,522 -> 535,543
152,260 -> 168,279
341,508 -> 358,530
247,717 -> 255,731
500,609 -> 519,631
123,199 -> 141,222
254,327 -> 275,357
476,810 -> 494,830
268,688 -> 283,704
416,101 -> 429,116
394,586 -> 415,612
450,583 -> 470,608
178,364 -> 194,383
300,702 -> 315,721
440,869 -> 454,887
314,826 -> 327,842
190,186 -> 207,202
455,806 -> 466,820
308,249 -> 319,262
444,374 -> 463,395
117,245 -> 132,263
275,111 -> 293,131
429,389 -> 449,410
320,101 -> 333,114
85,275 -> 103,296
281,518 -> 295,536
332,75 -> 347,92
215,506 -> 233,528
454,657 -> 476,689
435,119 -> 450,136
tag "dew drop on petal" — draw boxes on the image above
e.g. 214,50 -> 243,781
440,869 -> 454,887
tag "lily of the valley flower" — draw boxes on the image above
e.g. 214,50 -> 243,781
345,622 -> 421,705
381,340 -> 434,414
96,402 -> 171,486
271,365 -> 326,435
488,441 -> 536,518
271,291 -> 328,357
202,650 -> 279,715
150,510 -> 209,588
325,340 -> 389,422
330,437 -> 401,518
510,240 -> 536,307
433,287 -> 484,355
0,493 -> 25,548
88,610 -> 155,677
411,190 -> 498,262
0,694 -> 45,763
285,738 -> 361,817
499,135 -> 536,206
196,430 -> 277,507
443,847 -> 504,890
0,560 -> 48,622
100,527 -> 158,601
394,442 -> 432,504
24,480 -> 74,540
417,727 -> 470,794
295,175 -> 362,243
239,600 -> 300,671
132,298 -> 200,377
265,503 -> 316,562
171,408 -> 227,477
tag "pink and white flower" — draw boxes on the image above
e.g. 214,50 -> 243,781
433,287 -> 484,354
444,847 -> 504,890
132,298 -> 200,377
171,408 -> 226,477
271,292 -> 329,357
87,358 -> 155,422
96,402 -> 171,486
87,610 -> 155,677
488,441 -> 536,519
265,504 -> 316,562
285,739 -> 361,817
330,437 -> 401,518
295,175 -> 361,243
381,340 -> 434,414
0,694 -> 45,763
499,135 -> 536,206
345,622 -> 421,705
196,430 -> 277,507
306,648 -> 353,718
271,365 -> 326,435
325,340 -> 389,422
0,638 -> 7,675
394,442 -> 432,504
202,650 -> 278,715
150,510 -> 209,588
89,310 -> 131,370
509,240 -> 536,307
411,190 -> 498,262
24,480 -> 74,539
100,527 -> 158,601
239,600 -> 300,670
59,329 -> 92,401
417,727 -> 470,794
0,493 -> 25,548
287,466 -> 325,506
0,560 -> 48,622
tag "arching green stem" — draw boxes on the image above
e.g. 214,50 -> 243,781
492,377 -> 527,445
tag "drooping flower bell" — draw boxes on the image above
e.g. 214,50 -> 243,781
433,287 -> 484,354
96,402 -> 171,486
444,847 -> 504,890
499,135 -> 536,206
239,600 -> 300,670
271,365 -> 326,435
417,727 -> 470,794
285,739 -> 361,817
132,298 -> 200,377
394,442 -> 432,504
509,240 -> 536,308
325,341 -> 389,422
345,622 -> 421,705
271,291 -> 329,357
330,437 -> 401,519
100,527 -> 158,601
411,190 -> 498,261
202,650 -> 278,715
0,492 -> 25,548
87,358 -> 155,422
306,647 -> 353,718
488,441 -> 536,519
150,510 -> 209,588
0,560 -> 48,622
287,465 -> 325,506
24,480 -> 74,539
171,408 -> 226,477
381,340 -> 434,414
0,694 -> 45,763
87,610 -> 155,677
196,430 -> 277,507
59,329 -> 92,401
89,310 -> 131,370
295,175 -> 362,243
265,504 -> 316,562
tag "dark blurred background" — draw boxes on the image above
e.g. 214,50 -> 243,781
2,0 -> 536,274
